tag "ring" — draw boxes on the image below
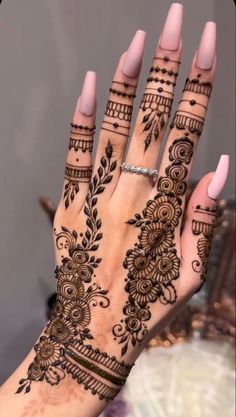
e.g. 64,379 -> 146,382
121,163 -> 158,178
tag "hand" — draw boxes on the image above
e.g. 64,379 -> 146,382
2,4 -> 229,417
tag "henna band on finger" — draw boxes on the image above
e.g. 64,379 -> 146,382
121,163 -> 158,178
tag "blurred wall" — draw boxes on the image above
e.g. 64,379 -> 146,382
0,0 -> 235,383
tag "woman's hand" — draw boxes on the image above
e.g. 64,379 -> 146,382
0,4 -> 229,417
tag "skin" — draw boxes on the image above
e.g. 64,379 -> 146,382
0,12 -> 219,417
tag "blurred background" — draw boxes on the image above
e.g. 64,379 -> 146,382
0,0 -> 235,416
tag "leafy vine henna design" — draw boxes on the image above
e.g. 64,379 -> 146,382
16,142 -> 130,400
192,205 -> 216,282
113,136 -> 194,355
64,164 -> 93,209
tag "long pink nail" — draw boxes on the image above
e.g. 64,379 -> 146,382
208,155 -> 229,199
122,30 -> 146,78
196,22 -> 216,70
79,71 -> 96,116
160,3 -> 183,51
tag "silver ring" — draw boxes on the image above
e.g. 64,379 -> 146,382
121,163 -> 158,178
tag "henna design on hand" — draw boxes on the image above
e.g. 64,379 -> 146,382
105,100 -> 133,121
63,123 -> 96,208
16,142 -> 131,400
192,205 -> 216,282
184,76 -> 212,97
140,58 -> 180,151
113,136 -> 194,355
140,93 -> 173,151
170,111 -> 204,136
64,164 -> 93,209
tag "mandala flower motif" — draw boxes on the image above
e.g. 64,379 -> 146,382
62,259 -> 78,275
34,336 -> 61,368
140,220 -> 174,256
128,278 -> 162,307
137,307 -> 151,322
155,251 -> 180,283
64,301 -> 91,327
124,249 -> 156,279
166,163 -> 188,181
174,180 -> 187,196
145,194 -> 182,226
169,137 -> 194,164
125,316 -> 142,333
70,248 -> 89,264
158,176 -> 174,193
57,274 -> 84,300
77,264 -> 93,283
28,361 -> 44,381
45,317 -> 75,342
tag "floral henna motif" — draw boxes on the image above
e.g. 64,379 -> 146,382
16,142 -> 130,400
113,136 -> 194,355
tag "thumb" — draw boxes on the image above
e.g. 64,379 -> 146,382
180,155 -> 229,294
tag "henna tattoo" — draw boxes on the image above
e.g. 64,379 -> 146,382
64,164 -> 92,209
191,205 -> 216,282
194,205 -> 217,216
109,88 -> 136,99
192,219 -> 215,281
16,142 -> 130,401
147,76 -> 176,87
71,123 -> 96,132
140,93 -> 173,150
101,121 -> 130,138
149,66 -> 178,77
69,138 -> 93,153
179,99 -> 207,110
170,111 -> 204,136
184,77 -> 212,97
153,55 -> 181,65
60,340 -> 132,401
105,100 -> 133,121
113,136 -> 194,355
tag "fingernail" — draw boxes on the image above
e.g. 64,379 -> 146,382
196,22 -> 216,70
208,155 -> 229,199
160,3 -> 183,51
122,30 -> 146,78
79,71 -> 97,116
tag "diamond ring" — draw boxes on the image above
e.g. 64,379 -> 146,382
121,163 -> 158,178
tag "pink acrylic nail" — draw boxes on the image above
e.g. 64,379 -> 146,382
196,22 -> 216,70
208,155 -> 229,199
122,30 -> 146,78
79,71 -> 96,116
160,3 -> 183,51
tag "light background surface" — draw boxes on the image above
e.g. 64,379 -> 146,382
0,0 -> 235,383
